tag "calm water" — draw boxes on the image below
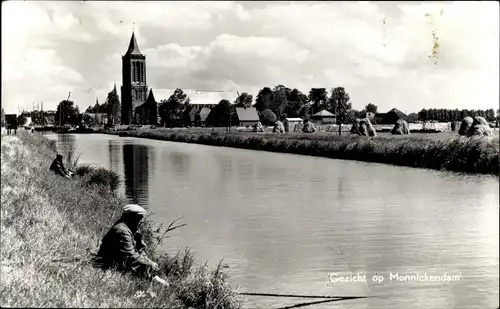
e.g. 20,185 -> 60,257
46,133 -> 499,309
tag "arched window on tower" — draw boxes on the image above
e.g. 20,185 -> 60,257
141,62 -> 144,83
132,62 -> 136,82
135,62 -> 139,83
139,62 -> 142,83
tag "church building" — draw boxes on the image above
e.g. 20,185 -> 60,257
121,32 -> 149,125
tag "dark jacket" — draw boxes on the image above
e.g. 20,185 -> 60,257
95,220 -> 156,278
50,159 -> 69,177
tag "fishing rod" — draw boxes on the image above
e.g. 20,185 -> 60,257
238,292 -> 372,300
277,297 -> 364,309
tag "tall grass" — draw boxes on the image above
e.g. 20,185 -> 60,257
0,130 -> 241,308
102,129 -> 499,175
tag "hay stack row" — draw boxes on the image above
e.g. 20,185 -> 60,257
458,116 -> 493,137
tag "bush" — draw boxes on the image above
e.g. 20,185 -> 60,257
87,167 -> 120,192
259,109 -> 277,126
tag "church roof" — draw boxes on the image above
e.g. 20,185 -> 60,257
146,88 -> 156,103
312,109 -> 335,117
153,89 -> 238,105
125,32 -> 142,56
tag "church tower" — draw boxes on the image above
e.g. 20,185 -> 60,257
121,32 -> 148,125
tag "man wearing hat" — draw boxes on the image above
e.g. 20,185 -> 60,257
95,204 -> 167,285
49,154 -> 72,178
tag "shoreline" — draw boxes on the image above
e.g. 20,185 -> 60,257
95,128 -> 499,176
0,130 -> 241,308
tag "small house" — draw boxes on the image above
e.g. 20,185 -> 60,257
195,107 -> 212,127
235,107 -> 260,127
284,118 -> 303,132
311,109 -> 336,124
374,108 -> 410,125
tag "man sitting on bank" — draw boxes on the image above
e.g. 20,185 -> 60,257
49,154 -> 73,178
95,204 -> 168,286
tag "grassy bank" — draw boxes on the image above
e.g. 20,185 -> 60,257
101,128 -> 499,175
0,130 -> 241,308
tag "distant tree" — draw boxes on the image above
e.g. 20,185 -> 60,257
205,99 -> 238,127
308,88 -> 329,114
259,109 -> 277,126
234,92 -> 253,108
85,99 -> 101,114
407,113 -> 419,123
56,100 -> 79,126
284,88 -> 308,118
459,109 -> 468,120
254,87 -> 273,111
365,103 -> 378,114
330,87 -> 352,123
271,85 -> 291,120
159,88 -> 190,126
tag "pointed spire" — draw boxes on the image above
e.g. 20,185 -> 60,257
126,32 -> 142,55
147,88 -> 156,103
113,83 -> 117,92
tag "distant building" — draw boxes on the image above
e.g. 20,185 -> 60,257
284,118 -> 303,132
311,109 -> 336,124
154,89 -> 238,108
135,89 -> 158,125
121,32 -> 148,125
109,84 -> 121,124
83,113 -> 108,125
374,108 -> 410,125
235,107 -> 260,127
119,32 -> 242,126
185,105 -> 200,126
194,107 -> 211,126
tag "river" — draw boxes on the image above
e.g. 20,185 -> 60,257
46,133 -> 499,309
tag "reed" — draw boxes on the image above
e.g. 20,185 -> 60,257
102,128 -> 499,175
0,130 -> 241,308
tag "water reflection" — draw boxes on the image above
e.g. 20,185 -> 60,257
108,140 -> 120,171
57,134 -> 77,165
123,143 -> 150,206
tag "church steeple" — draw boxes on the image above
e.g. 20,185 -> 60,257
146,88 -> 155,102
125,32 -> 142,55
121,32 -> 148,125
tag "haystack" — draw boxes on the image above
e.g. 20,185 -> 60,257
468,116 -> 493,136
302,121 -> 317,133
458,116 -> 473,135
293,123 -> 304,133
391,119 -> 410,135
351,118 -> 376,137
273,120 -> 285,134
459,116 -> 493,136
252,121 -> 265,133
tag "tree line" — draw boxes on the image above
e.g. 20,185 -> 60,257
43,84 -> 500,127
417,108 -> 498,123
158,86 -> 372,126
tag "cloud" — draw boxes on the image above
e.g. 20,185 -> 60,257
1,1 -> 498,114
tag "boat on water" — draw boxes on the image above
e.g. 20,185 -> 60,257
68,125 -> 94,134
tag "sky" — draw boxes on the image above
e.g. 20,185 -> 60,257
2,1 -> 499,114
